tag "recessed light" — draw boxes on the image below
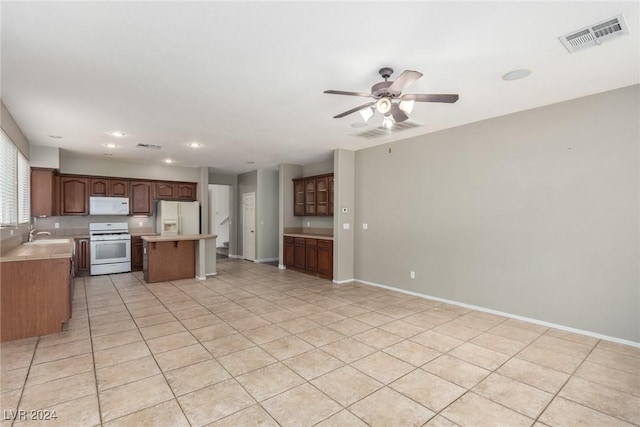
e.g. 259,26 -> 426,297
502,69 -> 532,81
104,143 -> 119,148
187,142 -> 202,148
163,158 -> 174,164
48,135 -> 63,139
109,131 -> 126,137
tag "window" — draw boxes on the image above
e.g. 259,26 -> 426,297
0,130 -> 30,226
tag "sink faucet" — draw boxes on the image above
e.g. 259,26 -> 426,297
29,230 -> 51,242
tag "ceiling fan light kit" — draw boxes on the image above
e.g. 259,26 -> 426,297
324,67 -> 459,128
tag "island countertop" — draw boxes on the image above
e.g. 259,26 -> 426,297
141,234 -> 217,242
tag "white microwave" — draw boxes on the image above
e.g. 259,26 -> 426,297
89,197 -> 130,215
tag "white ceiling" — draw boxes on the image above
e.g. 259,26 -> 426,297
2,2 -> 638,174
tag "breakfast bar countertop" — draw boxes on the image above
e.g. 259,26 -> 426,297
141,234 -> 217,242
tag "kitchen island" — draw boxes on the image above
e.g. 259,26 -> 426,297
142,234 -> 216,283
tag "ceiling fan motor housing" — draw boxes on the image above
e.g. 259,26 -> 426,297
371,81 -> 401,99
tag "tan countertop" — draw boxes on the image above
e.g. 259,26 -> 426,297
283,233 -> 334,241
0,238 -> 74,262
141,234 -> 217,242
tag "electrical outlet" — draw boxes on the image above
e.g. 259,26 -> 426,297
306,221 -> 310,227
138,221 -> 143,227
9,229 -> 13,236
54,223 -> 60,229
410,271 -> 415,279
362,223 -> 368,230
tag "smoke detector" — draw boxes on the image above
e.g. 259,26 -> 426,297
559,14 -> 629,53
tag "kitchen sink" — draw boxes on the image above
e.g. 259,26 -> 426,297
25,238 -> 72,245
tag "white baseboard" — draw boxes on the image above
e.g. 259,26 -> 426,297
254,257 -> 279,263
228,254 -> 243,259
205,272 -> 218,277
332,278 -> 355,284
195,276 -> 207,281
278,264 -> 286,270
355,277 -> 640,348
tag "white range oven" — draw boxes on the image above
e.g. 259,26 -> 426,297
89,222 -> 131,275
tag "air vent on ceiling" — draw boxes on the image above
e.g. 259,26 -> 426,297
559,14 -> 629,53
136,143 -> 162,149
354,120 -> 422,139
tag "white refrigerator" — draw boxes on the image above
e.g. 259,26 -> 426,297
156,201 -> 200,235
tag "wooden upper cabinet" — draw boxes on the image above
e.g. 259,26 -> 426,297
304,179 -> 316,216
31,168 -> 55,217
155,182 -> 177,200
90,178 -> 109,196
60,177 -> 89,215
177,182 -> 196,200
294,180 -> 305,216
130,181 -> 153,216
90,178 -> 129,197
110,180 -> 129,197
329,176 -> 334,216
293,174 -> 334,217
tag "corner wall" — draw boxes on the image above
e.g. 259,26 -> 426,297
354,85 -> 640,342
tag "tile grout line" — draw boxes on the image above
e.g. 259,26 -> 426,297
83,276 -> 106,427
7,335 -> 40,427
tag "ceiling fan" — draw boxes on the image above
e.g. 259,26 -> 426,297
324,67 -> 459,128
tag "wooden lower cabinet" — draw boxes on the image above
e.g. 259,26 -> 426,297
1,257 -> 72,341
144,240 -> 195,283
283,236 -> 295,267
75,238 -> 90,277
283,236 -> 333,280
131,236 -> 144,271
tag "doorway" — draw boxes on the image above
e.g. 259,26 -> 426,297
209,184 -> 231,258
242,192 -> 256,261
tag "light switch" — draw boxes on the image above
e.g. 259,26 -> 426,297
362,223 -> 368,230
343,223 -> 350,230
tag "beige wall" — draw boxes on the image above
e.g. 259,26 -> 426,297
1,102 -> 29,158
354,85 -> 639,342
334,149 -> 355,283
60,150 -> 199,182
257,169 -> 279,261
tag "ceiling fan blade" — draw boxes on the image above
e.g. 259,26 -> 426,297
332,102 -> 376,119
389,104 -> 409,123
402,94 -> 459,103
324,90 -> 372,97
388,70 -> 423,93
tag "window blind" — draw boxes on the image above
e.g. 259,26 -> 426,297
18,150 -> 30,223
0,132 -> 17,226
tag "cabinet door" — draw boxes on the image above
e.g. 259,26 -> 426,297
293,180 -> 305,216
316,177 -> 329,216
294,238 -> 306,269
90,178 -> 109,196
305,239 -> 317,272
317,240 -> 333,279
177,183 -> 196,201
131,237 -> 144,271
31,168 -> 55,217
155,182 -> 177,200
60,177 -> 89,215
110,179 -> 129,197
329,176 -> 334,216
283,237 -> 295,267
75,238 -> 90,276
130,181 -> 153,215
304,179 -> 316,216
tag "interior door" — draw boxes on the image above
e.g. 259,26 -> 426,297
242,192 -> 256,261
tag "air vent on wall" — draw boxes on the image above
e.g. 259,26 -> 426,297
559,14 -> 629,53
354,120 -> 422,139
136,143 -> 162,149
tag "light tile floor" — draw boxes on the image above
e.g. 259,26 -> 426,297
1,258 -> 639,426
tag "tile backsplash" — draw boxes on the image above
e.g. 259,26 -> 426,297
34,215 -> 155,236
